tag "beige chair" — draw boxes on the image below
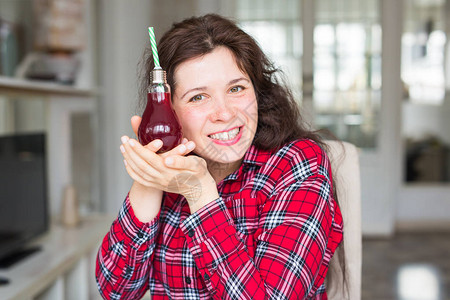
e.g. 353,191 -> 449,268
325,141 -> 362,300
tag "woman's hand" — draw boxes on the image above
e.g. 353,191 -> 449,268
121,116 -> 219,214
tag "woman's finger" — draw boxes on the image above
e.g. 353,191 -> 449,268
123,159 -> 158,189
144,139 -> 164,152
161,141 -> 195,158
122,136 -> 164,168
122,135 -> 162,154
121,146 -> 157,182
164,155 -> 205,171
121,137 -> 162,180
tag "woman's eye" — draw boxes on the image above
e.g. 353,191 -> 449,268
190,94 -> 205,102
230,86 -> 244,93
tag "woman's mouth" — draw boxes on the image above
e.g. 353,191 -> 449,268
207,126 -> 243,146
208,127 -> 241,141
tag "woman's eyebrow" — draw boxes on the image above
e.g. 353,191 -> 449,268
228,77 -> 250,85
180,86 -> 207,99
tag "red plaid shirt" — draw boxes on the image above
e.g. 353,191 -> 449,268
96,139 -> 343,299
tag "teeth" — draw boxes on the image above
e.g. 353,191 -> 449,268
209,127 -> 240,141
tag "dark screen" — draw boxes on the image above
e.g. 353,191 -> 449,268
0,133 -> 48,260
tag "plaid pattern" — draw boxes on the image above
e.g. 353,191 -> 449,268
96,139 -> 343,299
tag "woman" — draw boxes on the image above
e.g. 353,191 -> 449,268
96,14 -> 343,300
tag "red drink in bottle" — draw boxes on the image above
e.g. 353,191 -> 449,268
138,69 -> 182,152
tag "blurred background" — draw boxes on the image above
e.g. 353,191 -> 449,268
0,0 -> 449,299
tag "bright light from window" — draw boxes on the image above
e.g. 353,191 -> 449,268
240,21 -> 287,56
336,23 -> 366,55
397,264 -> 440,300
401,0 -> 446,106
314,25 -> 335,47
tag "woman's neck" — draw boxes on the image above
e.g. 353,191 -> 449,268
207,159 -> 243,184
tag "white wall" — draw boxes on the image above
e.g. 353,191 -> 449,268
98,0 -> 152,213
397,185 -> 450,227
352,0 -> 404,236
402,102 -> 450,144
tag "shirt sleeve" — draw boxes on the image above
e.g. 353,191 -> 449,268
180,145 -> 343,299
95,194 -> 160,300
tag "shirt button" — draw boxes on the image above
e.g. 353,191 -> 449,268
185,277 -> 191,284
137,232 -> 143,238
204,273 -> 210,281
188,229 -> 195,237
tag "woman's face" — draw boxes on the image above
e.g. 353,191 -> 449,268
172,46 -> 258,169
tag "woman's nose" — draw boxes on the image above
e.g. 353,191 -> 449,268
209,97 -> 236,122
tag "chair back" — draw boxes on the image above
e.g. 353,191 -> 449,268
325,141 -> 362,300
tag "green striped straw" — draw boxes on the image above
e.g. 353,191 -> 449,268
148,27 -> 161,69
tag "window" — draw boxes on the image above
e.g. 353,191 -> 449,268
314,0 -> 381,148
236,0 -> 303,102
402,0 -> 446,105
235,0 -> 382,148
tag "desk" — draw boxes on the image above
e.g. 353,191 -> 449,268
0,215 -> 113,300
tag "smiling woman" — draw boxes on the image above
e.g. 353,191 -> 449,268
171,46 -> 258,178
96,14 -> 344,300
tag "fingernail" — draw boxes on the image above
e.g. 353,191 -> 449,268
123,160 -> 127,166
187,142 -> 195,150
165,157 -> 174,165
128,139 -> 135,147
178,144 -> 186,153
120,145 -> 125,153
153,139 -> 163,148
121,136 -> 128,144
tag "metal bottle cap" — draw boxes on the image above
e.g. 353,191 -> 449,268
151,68 -> 166,84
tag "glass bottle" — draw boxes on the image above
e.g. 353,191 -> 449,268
138,68 -> 182,152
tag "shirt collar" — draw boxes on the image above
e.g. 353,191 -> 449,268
242,144 -> 274,167
219,144 -> 274,184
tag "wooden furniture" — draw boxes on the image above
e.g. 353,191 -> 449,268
0,215 -> 113,300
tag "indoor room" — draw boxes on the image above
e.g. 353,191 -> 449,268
0,0 -> 449,299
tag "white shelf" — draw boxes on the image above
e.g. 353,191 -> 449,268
0,215 -> 113,300
0,76 -> 96,98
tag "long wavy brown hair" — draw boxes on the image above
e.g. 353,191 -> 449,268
139,14 -> 324,151
138,14 -> 347,295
